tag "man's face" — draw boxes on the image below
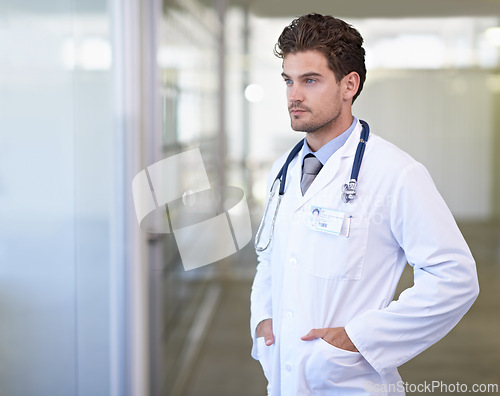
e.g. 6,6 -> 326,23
282,50 -> 343,134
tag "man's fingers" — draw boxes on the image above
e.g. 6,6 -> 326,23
263,325 -> 275,345
301,328 -> 324,341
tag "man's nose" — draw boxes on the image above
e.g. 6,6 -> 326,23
288,85 -> 303,103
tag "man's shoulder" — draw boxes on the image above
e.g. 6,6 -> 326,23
367,133 -> 420,169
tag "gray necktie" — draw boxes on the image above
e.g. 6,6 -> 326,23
300,154 -> 323,195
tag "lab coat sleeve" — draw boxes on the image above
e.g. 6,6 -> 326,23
250,245 -> 273,359
345,162 -> 479,375
250,160 -> 282,360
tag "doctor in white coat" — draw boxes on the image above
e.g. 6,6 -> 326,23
250,13 -> 479,395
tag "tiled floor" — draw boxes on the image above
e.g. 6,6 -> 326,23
180,221 -> 500,395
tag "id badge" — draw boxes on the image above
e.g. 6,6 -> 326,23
307,205 -> 345,236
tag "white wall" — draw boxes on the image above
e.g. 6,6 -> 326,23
355,69 -> 493,220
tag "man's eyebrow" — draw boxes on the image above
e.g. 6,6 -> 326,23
281,72 -> 323,79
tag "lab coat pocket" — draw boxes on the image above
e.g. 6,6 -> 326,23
256,337 -> 272,382
305,338 -> 377,392
307,216 -> 369,280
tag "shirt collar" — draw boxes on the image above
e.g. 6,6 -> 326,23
301,116 -> 358,166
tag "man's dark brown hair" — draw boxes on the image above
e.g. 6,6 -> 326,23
274,13 -> 366,103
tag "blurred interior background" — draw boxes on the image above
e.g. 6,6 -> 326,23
1,0 -> 499,395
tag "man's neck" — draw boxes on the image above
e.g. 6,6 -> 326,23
305,114 -> 353,152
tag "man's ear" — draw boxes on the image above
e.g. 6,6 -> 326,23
342,72 -> 360,102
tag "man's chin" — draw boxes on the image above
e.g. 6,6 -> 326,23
291,121 -> 304,132
291,123 -> 313,133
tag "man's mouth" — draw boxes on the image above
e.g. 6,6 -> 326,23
290,108 -> 307,115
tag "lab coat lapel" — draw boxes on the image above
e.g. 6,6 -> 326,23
289,147 -> 305,200
293,121 -> 363,211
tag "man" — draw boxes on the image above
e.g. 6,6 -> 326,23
250,13 -> 479,395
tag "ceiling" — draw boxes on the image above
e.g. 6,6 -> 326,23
230,0 -> 500,19
5,0 -> 500,19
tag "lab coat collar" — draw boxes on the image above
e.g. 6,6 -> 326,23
292,119 -> 363,211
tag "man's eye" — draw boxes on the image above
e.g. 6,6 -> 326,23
284,79 -> 293,85
306,78 -> 315,84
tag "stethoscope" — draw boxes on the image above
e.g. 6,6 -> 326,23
254,120 -> 370,252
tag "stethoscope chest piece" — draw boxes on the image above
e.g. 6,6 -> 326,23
342,179 -> 357,203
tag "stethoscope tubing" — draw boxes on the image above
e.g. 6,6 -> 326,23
350,119 -> 370,182
277,140 -> 304,196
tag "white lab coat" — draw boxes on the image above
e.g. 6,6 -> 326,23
250,119 -> 479,395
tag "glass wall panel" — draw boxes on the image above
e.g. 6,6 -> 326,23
154,2 -> 223,395
0,2 -> 113,395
